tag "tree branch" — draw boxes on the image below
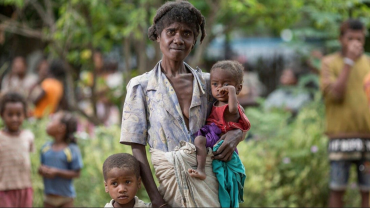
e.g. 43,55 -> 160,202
0,14 -> 44,39
189,0 -> 221,67
43,0 -> 56,32
28,0 -> 49,25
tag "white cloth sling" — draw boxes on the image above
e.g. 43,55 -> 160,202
150,141 -> 220,207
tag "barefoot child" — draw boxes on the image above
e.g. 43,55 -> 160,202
188,60 -> 251,180
0,92 -> 35,207
103,153 -> 151,208
38,112 -> 83,207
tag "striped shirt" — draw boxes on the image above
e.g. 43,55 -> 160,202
0,130 -> 34,191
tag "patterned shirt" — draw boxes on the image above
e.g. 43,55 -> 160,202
120,61 -> 214,152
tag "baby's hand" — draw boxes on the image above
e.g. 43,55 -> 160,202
219,86 -> 236,96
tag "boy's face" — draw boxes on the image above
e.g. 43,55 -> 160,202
210,68 -> 242,102
104,167 -> 141,208
1,102 -> 25,132
340,29 -> 365,52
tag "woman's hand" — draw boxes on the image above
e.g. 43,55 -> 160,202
212,129 -> 243,162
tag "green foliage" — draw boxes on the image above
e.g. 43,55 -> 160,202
239,94 -> 360,207
1,0 -> 24,7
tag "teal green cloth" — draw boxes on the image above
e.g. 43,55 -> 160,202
213,140 -> 246,208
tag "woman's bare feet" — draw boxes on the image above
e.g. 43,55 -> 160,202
188,168 -> 206,180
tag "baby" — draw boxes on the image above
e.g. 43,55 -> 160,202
103,153 -> 151,208
188,60 -> 251,180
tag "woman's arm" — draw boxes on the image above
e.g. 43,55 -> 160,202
212,129 -> 245,162
131,144 -> 169,208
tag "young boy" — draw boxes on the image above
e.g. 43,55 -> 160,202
320,19 -> 370,207
103,153 -> 151,208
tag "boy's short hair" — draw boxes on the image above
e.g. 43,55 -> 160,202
340,19 -> 365,36
0,92 -> 27,115
102,153 -> 140,180
211,60 -> 244,85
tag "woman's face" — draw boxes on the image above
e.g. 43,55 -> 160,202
157,22 -> 195,62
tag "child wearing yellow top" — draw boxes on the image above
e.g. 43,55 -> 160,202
320,19 -> 370,207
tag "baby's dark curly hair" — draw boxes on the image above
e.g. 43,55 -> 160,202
148,0 -> 206,44
211,60 -> 244,86
0,92 -> 27,116
103,153 -> 140,181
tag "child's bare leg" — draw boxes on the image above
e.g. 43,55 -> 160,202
188,136 -> 207,180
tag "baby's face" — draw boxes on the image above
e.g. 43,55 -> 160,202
104,167 -> 141,207
210,68 -> 241,102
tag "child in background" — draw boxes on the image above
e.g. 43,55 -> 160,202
38,111 -> 83,207
103,153 -> 151,208
0,92 -> 35,207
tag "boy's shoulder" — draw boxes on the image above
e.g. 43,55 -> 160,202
40,141 -> 53,153
104,199 -> 114,208
134,196 -> 151,207
104,197 -> 151,208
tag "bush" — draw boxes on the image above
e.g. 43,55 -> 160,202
240,94 -> 360,207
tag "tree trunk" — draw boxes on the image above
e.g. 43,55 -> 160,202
189,0 -> 221,67
136,30 -> 148,73
119,35 -> 133,122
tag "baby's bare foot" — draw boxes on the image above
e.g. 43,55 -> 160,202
188,168 -> 206,180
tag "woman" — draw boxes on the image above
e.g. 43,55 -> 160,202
120,1 -> 245,207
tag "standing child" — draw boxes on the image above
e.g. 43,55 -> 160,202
0,92 -> 35,207
320,19 -> 370,208
38,111 -> 83,207
103,153 -> 151,208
